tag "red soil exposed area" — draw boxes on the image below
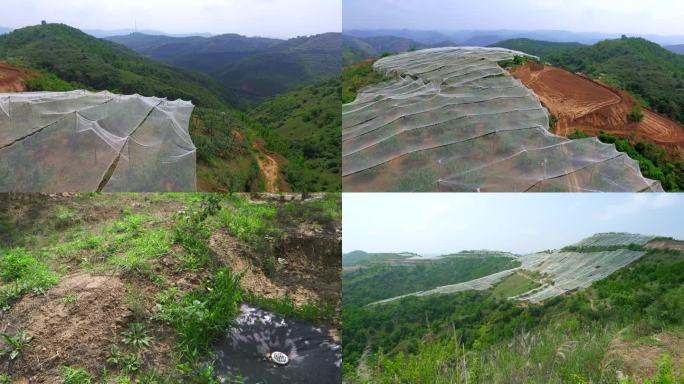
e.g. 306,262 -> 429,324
511,62 -> 684,158
0,63 -> 35,92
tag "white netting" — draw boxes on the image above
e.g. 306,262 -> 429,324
572,232 -> 655,247
0,90 -> 196,192
343,47 -> 663,192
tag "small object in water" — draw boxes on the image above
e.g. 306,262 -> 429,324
269,351 -> 289,366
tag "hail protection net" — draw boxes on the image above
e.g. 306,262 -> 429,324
0,90 -> 196,192
342,47 -> 663,192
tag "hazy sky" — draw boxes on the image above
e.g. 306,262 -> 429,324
0,0 -> 341,38
344,0 -> 683,35
343,194 -> 684,255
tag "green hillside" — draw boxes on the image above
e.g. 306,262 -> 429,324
343,254 -> 520,306
343,241 -> 684,383
0,24 -> 227,108
342,35 -> 424,65
342,251 -> 412,267
494,37 -> 684,125
248,78 -> 341,191
490,38 -> 585,58
0,23 -> 341,192
109,32 -> 341,104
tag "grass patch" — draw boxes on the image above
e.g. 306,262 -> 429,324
218,196 -> 280,244
245,293 -> 336,324
154,269 -> 243,370
0,248 -> 59,307
62,366 -> 94,384
342,59 -> 392,104
491,271 -> 541,299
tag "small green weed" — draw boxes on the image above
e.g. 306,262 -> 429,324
62,366 -> 94,384
0,248 -> 58,306
0,330 -> 32,360
122,322 -> 152,350
62,294 -> 78,304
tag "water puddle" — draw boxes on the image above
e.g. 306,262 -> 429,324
213,304 -> 341,383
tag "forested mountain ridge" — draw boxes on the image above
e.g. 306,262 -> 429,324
108,32 -> 342,104
0,23 -> 228,108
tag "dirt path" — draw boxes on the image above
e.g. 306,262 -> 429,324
0,63 -> 35,92
253,140 -> 285,192
511,63 -> 684,159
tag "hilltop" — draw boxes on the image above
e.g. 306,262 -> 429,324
0,23 -> 228,108
343,232 -> 684,383
108,32 -> 341,104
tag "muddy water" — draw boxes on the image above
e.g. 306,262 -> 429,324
213,304 -> 342,384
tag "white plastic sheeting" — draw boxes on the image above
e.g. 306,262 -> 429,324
369,233 -> 650,305
0,90 -> 196,192
342,47 -> 663,192
572,232 -> 655,247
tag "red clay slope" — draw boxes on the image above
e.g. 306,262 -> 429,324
511,62 -> 684,158
0,63 -> 35,92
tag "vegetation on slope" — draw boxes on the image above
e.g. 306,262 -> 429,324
248,78 -> 342,191
569,130 -> 684,191
1,23 -> 341,192
109,32 -> 342,104
343,245 -> 684,383
343,255 -> 520,306
0,23 -> 227,108
342,58 -> 393,103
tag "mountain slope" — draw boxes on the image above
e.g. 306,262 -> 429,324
490,38 -> 585,58
342,35 -> 425,65
0,23 -> 227,108
108,32 -> 341,104
343,234 -> 684,383
248,77 -> 341,191
667,44 -> 684,55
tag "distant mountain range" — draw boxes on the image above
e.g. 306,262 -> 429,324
667,44 -> 684,55
344,29 -> 684,47
342,34 -> 460,65
107,32 -> 341,103
0,27 -> 10,35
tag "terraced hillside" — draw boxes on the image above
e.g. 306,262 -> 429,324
369,233 -> 657,305
343,233 -> 684,383
342,47 -> 662,192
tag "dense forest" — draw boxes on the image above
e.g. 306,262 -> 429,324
343,244 -> 684,383
0,23 -> 341,192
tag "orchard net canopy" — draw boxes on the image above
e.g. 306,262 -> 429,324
0,90 -> 196,192
342,47 -> 663,192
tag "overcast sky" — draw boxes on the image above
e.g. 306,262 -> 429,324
0,0 -> 341,38
343,194 -> 684,255
344,0 -> 683,35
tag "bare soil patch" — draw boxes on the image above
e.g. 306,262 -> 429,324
1,273 -> 130,383
605,331 -> 684,383
0,63 -> 35,92
511,63 -> 684,158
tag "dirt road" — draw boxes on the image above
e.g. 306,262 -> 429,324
253,140 -> 285,192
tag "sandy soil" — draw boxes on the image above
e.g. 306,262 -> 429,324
0,63 -> 35,92
645,239 -> 684,252
511,63 -> 684,158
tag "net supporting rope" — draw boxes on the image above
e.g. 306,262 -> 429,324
0,90 -> 196,192
342,47 -> 663,192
